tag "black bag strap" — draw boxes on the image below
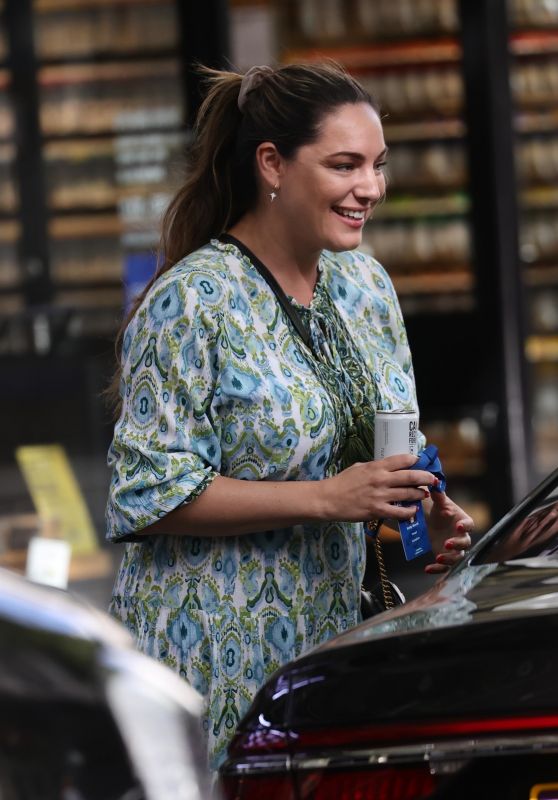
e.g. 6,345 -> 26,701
221,235 -> 398,615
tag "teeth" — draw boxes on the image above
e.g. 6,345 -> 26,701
335,207 -> 365,220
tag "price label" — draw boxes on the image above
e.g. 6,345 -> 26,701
26,537 -> 71,590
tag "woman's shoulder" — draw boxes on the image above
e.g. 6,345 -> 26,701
139,241 -> 246,315
155,241 -> 236,291
123,243 -> 233,346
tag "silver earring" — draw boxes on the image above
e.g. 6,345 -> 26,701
269,183 -> 279,202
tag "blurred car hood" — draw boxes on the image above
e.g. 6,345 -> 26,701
231,558 -> 558,740
312,557 -> 558,653
0,566 -> 130,646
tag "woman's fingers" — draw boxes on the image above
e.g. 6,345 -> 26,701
445,532 -> 472,551
424,524 -> 473,575
382,453 -> 420,470
379,502 -> 420,521
425,549 -> 465,574
388,468 -> 437,488
385,486 -> 429,504
333,458 -> 441,523
437,550 -> 465,566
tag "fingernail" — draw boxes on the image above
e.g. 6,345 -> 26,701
436,554 -> 446,563
456,523 -> 465,532
423,489 -> 430,499
445,540 -> 455,550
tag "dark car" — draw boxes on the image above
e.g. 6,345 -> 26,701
0,568 -> 216,800
220,467 -> 558,800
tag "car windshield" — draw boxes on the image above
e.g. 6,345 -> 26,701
473,487 -> 558,564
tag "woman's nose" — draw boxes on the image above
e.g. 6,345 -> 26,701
355,168 -> 384,202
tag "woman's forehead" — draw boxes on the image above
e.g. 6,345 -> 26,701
309,103 -> 385,153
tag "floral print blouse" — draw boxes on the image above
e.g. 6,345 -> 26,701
106,239 -> 421,769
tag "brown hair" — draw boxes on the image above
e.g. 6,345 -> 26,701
107,61 -> 378,414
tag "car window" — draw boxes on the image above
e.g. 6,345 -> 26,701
473,498 -> 558,564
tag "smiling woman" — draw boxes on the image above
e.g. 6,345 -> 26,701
104,61 -> 473,771
232,102 -> 388,268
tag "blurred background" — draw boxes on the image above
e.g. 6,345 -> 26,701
0,0 -> 556,605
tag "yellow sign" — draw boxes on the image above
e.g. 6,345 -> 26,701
15,445 -> 99,556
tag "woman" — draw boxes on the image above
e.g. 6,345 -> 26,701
106,62 -> 473,769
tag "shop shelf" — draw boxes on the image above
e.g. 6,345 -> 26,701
282,38 -> 462,69
382,118 -> 466,142
375,193 -> 469,220
521,186 -> 558,210
391,270 -> 474,296
34,0 -> 165,11
524,265 -> 558,286
525,334 -> 558,362
48,214 -> 123,239
38,49 -> 180,68
510,29 -> 558,55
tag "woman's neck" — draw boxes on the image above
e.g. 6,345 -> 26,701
228,214 -> 320,306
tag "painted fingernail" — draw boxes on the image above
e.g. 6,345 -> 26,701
436,554 -> 446,563
456,523 -> 465,532
423,489 -> 430,498
445,540 -> 455,550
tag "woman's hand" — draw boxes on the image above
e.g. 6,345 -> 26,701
319,454 -> 436,523
424,490 -> 474,575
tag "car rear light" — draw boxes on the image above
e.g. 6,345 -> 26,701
295,766 -> 436,800
290,713 -> 558,750
223,713 -> 558,800
220,766 -> 435,800
220,773 -> 296,800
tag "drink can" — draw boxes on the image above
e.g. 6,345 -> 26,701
374,410 -> 419,459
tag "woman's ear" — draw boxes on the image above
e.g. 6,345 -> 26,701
254,141 -> 283,191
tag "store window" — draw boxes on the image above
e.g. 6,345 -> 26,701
509,0 -> 558,480
34,0 -> 189,339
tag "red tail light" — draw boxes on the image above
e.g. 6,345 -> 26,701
220,766 -> 435,800
223,713 -> 558,800
296,766 -> 436,800
220,773 -> 296,800
290,713 -> 558,750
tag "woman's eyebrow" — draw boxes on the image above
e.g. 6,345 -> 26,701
329,150 -> 363,158
328,147 -> 389,159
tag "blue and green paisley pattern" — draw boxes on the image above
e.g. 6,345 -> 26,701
106,239 -> 421,769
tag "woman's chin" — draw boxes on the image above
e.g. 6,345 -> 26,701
325,233 -> 364,252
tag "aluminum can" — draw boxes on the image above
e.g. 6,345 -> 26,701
374,410 -> 419,459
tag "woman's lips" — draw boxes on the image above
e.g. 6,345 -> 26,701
331,206 -> 366,228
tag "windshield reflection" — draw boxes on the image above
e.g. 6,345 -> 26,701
476,499 -> 558,564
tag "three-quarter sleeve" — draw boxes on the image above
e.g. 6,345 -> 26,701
106,271 -> 222,541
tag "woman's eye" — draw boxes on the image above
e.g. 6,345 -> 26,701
334,163 -> 353,171
375,161 -> 388,172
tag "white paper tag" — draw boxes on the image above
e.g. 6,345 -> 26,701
26,537 -> 71,589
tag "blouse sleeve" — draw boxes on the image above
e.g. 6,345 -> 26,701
105,271 -> 222,542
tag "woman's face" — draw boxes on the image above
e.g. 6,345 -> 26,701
276,102 -> 387,255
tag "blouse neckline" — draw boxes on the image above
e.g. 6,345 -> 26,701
214,236 -> 326,312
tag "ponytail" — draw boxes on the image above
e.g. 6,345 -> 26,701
106,61 -> 377,416
106,68 -> 246,414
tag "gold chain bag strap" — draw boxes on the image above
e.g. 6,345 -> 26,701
361,519 -> 402,619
